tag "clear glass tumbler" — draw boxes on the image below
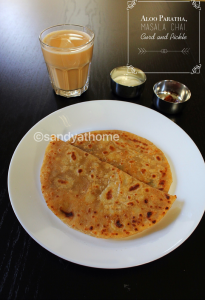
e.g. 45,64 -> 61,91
39,24 -> 94,98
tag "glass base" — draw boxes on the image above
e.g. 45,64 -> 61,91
52,82 -> 89,98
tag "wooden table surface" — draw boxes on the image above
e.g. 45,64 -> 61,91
1,0 -> 205,299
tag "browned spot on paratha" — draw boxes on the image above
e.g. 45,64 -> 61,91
58,179 -> 67,184
71,152 -> 76,160
129,184 -> 140,191
106,190 -> 112,200
60,209 -> 74,218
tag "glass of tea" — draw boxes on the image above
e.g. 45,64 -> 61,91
39,24 -> 94,98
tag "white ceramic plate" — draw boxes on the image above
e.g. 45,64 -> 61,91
8,100 -> 205,269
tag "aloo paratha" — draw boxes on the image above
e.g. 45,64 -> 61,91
68,130 -> 172,193
40,140 -> 176,239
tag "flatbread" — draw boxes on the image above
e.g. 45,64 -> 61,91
67,130 -> 173,193
40,140 -> 176,239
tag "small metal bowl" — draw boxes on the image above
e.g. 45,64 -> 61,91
110,66 -> 146,98
153,80 -> 191,114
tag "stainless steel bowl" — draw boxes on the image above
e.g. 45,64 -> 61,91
153,80 -> 191,114
110,66 -> 146,98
